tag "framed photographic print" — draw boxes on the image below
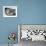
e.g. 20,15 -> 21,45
3,6 -> 17,17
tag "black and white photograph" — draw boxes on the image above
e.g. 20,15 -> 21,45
3,6 -> 17,17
